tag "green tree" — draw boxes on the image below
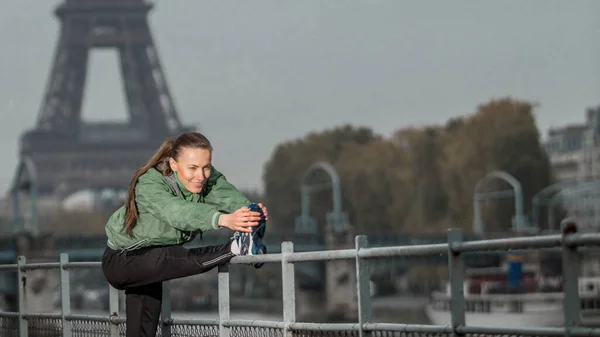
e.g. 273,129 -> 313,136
440,98 -> 551,233
262,125 -> 378,234
335,139 -> 409,233
397,127 -> 449,230
261,97 -> 552,237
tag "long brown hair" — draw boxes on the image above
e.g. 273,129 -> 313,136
123,132 -> 213,236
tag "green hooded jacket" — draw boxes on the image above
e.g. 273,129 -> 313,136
105,166 -> 250,250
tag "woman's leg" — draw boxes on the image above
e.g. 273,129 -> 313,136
103,242 -> 235,337
124,282 -> 162,337
103,240 -> 236,289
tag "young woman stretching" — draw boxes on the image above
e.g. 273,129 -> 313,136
101,131 -> 266,337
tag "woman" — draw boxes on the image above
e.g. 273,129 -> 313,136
101,131 -> 267,337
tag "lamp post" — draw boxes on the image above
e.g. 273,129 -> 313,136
295,161 -> 357,321
10,157 -> 39,236
295,161 -> 348,234
473,171 -> 525,235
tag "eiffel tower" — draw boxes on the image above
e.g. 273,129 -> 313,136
10,0 -> 192,229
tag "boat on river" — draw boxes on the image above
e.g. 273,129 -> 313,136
425,265 -> 600,327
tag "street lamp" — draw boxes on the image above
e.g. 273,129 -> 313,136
473,171 -> 525,235
295,161 -> 348,234
9,156 -> 38,236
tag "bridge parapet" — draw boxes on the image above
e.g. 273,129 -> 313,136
0,231 -> 506,289
0,221 -> 598,337
0,229 -> 517,296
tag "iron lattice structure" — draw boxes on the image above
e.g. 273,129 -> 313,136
14,0 -> 192,199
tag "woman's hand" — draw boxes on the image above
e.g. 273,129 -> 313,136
218,207 -> 262,232
257,203 -> 269,221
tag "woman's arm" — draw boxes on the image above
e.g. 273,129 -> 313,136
203,167 -> 251,213
203,167 -> 267,232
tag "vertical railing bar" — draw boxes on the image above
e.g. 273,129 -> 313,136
561,220 -> 581,336
161,281 -> 172,337
447,229 -> 465,337
355,235 -> 372,337
17,256 -> 27,337
218,264 -> 230,337
59,254 -> 72,337
108,284 -> 120,337
281,241 -> 296,337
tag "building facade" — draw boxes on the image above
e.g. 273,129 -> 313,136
580,107 -> 600,180
545,124 -> 586,181
544,105 -> 600,231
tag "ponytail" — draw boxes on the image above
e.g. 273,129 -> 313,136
123,137 -> 176,237
122,131 -> 213,237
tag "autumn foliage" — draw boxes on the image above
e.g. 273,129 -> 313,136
262,98 -> 552,235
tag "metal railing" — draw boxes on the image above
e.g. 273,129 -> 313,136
2,223 -> 600,337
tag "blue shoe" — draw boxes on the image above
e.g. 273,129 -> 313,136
247,203 -> 267,268
231,231 -> 248,255
249,204 -> 266,240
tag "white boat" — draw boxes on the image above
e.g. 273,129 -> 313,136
425,266 -> 600,327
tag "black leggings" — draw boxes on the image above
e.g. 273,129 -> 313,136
101,240 -> 234,337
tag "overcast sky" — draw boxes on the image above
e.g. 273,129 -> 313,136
0,1 -> 599,197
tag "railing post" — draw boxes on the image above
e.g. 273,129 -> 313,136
161,281 -> 172,337
59,254 -> 72,337
17,256 -> 27,337
355,235 -> 371,337
108,285 -> 119,337
218,264 -> 230,337
561,220 -> 580,334
281,242 -> 295,337
447,229 -> 465,337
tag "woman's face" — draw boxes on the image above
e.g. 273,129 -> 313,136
169,147 -> 212,193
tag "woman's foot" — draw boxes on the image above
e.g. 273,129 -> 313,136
230,230 -> 266,269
